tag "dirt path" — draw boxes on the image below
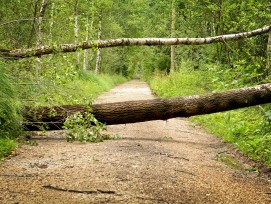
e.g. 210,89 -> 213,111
0,80 -> 270,204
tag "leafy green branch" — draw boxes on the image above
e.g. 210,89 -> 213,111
63,112 -> 110,142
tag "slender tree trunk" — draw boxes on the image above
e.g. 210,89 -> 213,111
49,1 -> 55,45
37,0 -> 48,47
48,1 -> 55,63
170,0 -> 176,72
215,0 -> 223,63
36,0 -> 48,80
95,14 -> 102,73
74,0 -> 80,67
83,17 -> 89,70
84,0 -> 95,70
28,0 -> 39,48
267,33 -> 271,73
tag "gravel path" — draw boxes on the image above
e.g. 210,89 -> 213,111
0,80 -> 270,204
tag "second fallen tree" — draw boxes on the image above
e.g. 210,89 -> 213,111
1,25 -> 271,59
23,83 -> 271,130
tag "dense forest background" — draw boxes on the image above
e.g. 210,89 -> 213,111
0,0 -> 271,166
2,0 -> 271,78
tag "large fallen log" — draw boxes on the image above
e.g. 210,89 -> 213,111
23,83 -> 271,130
1,25 -> 271,59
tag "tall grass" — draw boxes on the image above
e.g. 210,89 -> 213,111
0,61 -> 22,138
0,61 -> 21,159
24,70 -> 128,106
150,62 -> 271,166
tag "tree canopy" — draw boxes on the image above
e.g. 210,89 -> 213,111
1,0 -> 270,74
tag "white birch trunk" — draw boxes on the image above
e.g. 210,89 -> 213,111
95,14 -> 102,73
74,0 -> 80,67
83,17 -> 89,70
37,0 -> 48,47
49,1 -> 55,45
36,0 -> 48,80
170,0 -> 176,72
84,0 -> 95,70
49,1 -> 55,61
2,25 -> 271,59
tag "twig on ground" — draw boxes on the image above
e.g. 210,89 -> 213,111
159,152 -> 189,161
43,184 -> 116,195
174,169 -> 196,176
0,174 -> 34,178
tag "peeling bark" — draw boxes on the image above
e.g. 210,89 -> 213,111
1,25 -> 271,59
23,83 -> 271,130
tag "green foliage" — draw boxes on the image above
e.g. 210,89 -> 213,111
16,67 -> 127,107
0,61 -> 22,138
63,112 -> 110,143
150,61 -> 271,166
192,109 -> 271,167
150,60 -> 212,98
0,62 -> 21,158
0,138 -> 17,159
1,0 -> 271,162
215,153 -> 244,170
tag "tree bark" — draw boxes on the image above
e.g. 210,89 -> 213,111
74,0 -> 80,67
49,1 -> 55,46
28,0 -> 39,48
170,0 -> 176,72
95,14 -> 102,73
36,0 -> 48,80
1,25 -> 271,59
37,0 -> 48,47
23,83 -> 271,130
83,17 -> 89,70
267,32 -> 271,72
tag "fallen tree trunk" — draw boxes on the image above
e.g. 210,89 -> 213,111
1,25 -> 271,59
23,83 -> 271,130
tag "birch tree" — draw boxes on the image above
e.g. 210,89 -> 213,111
74,0 -> 80,67
49,1 -> 55,45
1,25 -> 270,59
37,0 -> 48,47
95,13 -> 102,73
36,0 -> 48,80
170,0 -> 176,72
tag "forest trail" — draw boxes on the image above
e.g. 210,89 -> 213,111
0,80 -> 270,204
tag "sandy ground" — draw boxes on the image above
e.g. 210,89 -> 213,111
0,80 -> 270,204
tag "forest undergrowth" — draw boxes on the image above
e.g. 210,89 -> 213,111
0,61 -> 127,160
150,60 -> 271,167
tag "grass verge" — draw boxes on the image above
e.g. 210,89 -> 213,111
1,69 -> 127,159
150,64 -> 271,167
0,138 -> 17,160
0,61 -> 22,160
22,70 -> 128,106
